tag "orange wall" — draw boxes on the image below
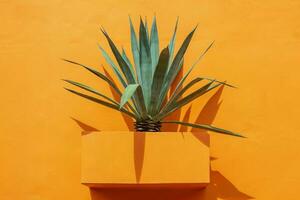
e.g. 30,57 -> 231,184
1,0 -> 300,199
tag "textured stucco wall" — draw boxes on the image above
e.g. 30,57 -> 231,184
1,0 -> 300,199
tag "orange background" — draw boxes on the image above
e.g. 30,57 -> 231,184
1,0 -> 300,199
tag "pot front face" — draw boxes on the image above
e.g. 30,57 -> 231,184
81,132 -> 209,188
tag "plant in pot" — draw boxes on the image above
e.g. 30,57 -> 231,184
63,17 -> 243,188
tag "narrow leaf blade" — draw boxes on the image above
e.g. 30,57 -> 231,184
120,84 -> 139,108
162,121 -> 245,137
144,17 -> 150,42
157,27 -> 197,111
63,79 -> 119,105
149,47 -> 169,115
101,29 -> 149,116
97,44 -> 127,87
150,16 -> 159,73
168,17 -> 179,66
64,88 -> 136,118
129,17 -> 141,83
61,59 -> 122,95
101,28 -> 136,84
168,41 -> 215,100
156,80 -> 217,120
139,18 -> 153,108
121,48 -> 136,82
172,77 -> 204,101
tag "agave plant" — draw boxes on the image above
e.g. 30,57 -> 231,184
63,17 -> 243,137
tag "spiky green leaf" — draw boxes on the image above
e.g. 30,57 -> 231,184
168,17 -> 179,66
121,48 -> 136,82
171,77 -> 204,102
101,28 -> 149,118
175,81 -> 218,108
156,80 -> 216,120
139,18 -> 152,108
101,28 -> 136,84
61,59 -> 122,95
149,47 -> 169,114
161,121 -> 245,137
144,17 -> 150,42
97,44 -> 127,87
150,16 -> 159,73
129,17 -> 141,83
120,84 -> 139,108
168,41 -> 215,100
63,79 -> 119,106
156,27 -> 196,111
134,85 -> 148,119
64,88 -> 136,118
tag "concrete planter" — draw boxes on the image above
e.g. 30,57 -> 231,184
81,131 -> 209,188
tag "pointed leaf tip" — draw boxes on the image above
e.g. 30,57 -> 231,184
139,16 -> 144,24
194,24 -> 199,31
100,26 -> 108,35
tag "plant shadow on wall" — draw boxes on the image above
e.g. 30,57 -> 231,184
73,86 -> 253,200
88,170 -> 253,200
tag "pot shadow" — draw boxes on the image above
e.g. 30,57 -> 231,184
133,132 -> 145,183
89,168 -> 253,200
199,170 -> 253,200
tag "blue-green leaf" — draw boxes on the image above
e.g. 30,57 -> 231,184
149,47 -> 169,115
157,81 -> 218,120
156,27 -> 197,111
139,18 -> 152,108
150,16 -> 159,74
161,121 -> 245,137
171,77 -> 204,102
144,17 -> 150,43
61,59 -> 122,95
101,28 -> 149,117
97,44 -> 127,88
63,79 -> 119,106
120,84 -> 139,108
64,88 -> 136,118
168,41 -> 215,102
168,17 -> 179,67
121,48 -> 136,82
134,85 -> 148,119
129,17 -> 141,83
101,28 -> 136,84
176,81 -> 221,109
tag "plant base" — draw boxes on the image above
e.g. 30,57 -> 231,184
134,120 -> 161,132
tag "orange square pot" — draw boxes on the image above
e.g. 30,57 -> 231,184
81,132 -> 210,188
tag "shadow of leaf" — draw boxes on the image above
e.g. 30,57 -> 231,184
161,67 -> 183,131
191,85 -> 224,132
179,105 -> 192,132
103,67 -> 134,131
191,85 -> 224,146
71,117 -> 99,135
